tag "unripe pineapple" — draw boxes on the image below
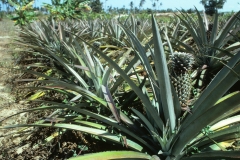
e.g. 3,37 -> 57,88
169,52 -> 195,110
169,52 -> 195,73
171,73 -> 192,107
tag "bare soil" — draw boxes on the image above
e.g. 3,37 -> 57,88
0,19 -> 30,159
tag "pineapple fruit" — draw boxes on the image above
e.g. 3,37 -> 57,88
169,52 -> 195,111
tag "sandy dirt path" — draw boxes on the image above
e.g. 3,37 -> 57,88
0,21 -> 29,158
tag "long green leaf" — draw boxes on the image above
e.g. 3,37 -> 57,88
0,123 -> 143,152
214,11 -> 240,48
171,91 -> 240,158
195,7 -> 208,47
69,151 -> 152,160
210,115 -> 240,131
41,80 -> 107,106
209,12 -> 218,44
191,123 -> 240,150
0,104 -> 156,152
102,85 -> 121,123
132,108 -> 157,136
152,14 -> 176,132
182,151 -> 240,159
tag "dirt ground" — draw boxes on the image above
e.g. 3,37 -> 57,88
0,19 -> 58,160
0,19 -> 30,159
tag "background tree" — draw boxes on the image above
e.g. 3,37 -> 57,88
200,0 -> 226,15
134,6 -> 139,13
139,0 -> 145,10
107,5 -> 112,13
200,0 -> 226,9
152,2 -> 156,11
129,1 -> 133,12
157,1 -> 162,11
90,0 -> 102,13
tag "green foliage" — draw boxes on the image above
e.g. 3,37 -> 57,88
200,0 -> 227,15
90,0 -> 102,13
200,0 -> 227,9
8,0 -> 36,26
43,0 -> 92,20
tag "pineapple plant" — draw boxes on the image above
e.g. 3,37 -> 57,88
174,10 -> 240,95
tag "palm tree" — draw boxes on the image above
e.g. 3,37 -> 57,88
152,2 -> 156,11
129,1 -> 134,12
151,0 -> 161,12
157,0 -> 162,11
139,0 -> 145,10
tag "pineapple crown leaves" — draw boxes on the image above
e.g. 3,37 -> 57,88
169,52 -> 195,73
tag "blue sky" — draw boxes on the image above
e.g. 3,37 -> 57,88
102,0 -> 239,12
3,0 -> 239,12
37,0 -> 239,12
